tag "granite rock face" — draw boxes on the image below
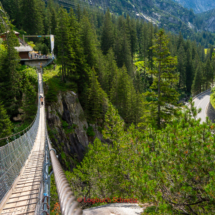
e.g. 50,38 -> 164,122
46,90 -> 105,170
46,91 -> 89,170
174,0 -> 215,13
206,102 -> 215,123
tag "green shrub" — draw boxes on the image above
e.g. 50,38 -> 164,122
62,120 -> 68,128
70,100 -> 215,214
210,87 -> 215,109
87,126 -> 95,137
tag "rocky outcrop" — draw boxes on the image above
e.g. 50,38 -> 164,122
13,108 -> 25,122
46,91 -> 89,170
206,102 -> 215,123
46,90 -> 105,170
174,0 -> 215,13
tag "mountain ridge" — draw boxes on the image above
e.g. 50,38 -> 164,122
173,0 -> 215,13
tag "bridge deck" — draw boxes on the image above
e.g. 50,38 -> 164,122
0,73 -> 45,215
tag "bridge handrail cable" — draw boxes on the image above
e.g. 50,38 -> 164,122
40,69 -> 82,215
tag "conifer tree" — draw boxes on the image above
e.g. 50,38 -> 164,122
0,27 -> 20,116
77,4 -> 81,22
22,77 -> 37,121
21,0 -> 44,35
80,15 -> 97,69
146,29 -> 179,129
177,32 -> 184,50
110,66 -> 136,124
87,68 -> 106,124
0,102 -> 12,139
148,22 -> 154,72
114,16 -> 133,76
204,58 -> 213,89
101,9 -> 113,55
1,0 -> 21,28
191,64 -> 203,96
55,7 -> 71,82
103,49 -> 118,97
185,44 -> 193,94
177,44 -> 186,89
47,0 -> 57,35
129,18 -> 137,62
68,8 -> 89,97
139,22 -> 148,91
102,102 -> 124,143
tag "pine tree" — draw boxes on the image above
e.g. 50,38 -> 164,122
148,22 -> 154,72
139,22 -> 148,91
102,102 -> 124,143
77,4 -> 81,22
177,32 -> 184,50
204,58 -> 213,89
191,64 -> 203,96
80,14 -> 97,69
0,102 -> 12,139
55,7 -> 71,82
110,66 -> 135,124
87,68 -> 106,124
146,29 -> 179,129
21,0 -> 44,35
22,77 -> 37,121
47,0 -> 57,35
1,0 -> 21,28
129,18 -> 137,62
68,8 -> 89,97
114,16 -> 133,76
103,48 -> 118,97
177,44 -> 186,90
0,27 -> 20,116
101,9 -> 113,55
185,43 -> 193,94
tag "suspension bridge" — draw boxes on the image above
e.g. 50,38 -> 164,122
0,70 -> 82,215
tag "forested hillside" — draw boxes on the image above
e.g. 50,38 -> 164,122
174,0 -> 215,13
52,0 -> 215,36
0,5 -> 37,143
197,8 -> 215,32
1,0 -> 215,214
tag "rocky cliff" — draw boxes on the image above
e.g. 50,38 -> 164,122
197,8 -> 215,32
46,90 -> 103,171
174,0 -> 215,13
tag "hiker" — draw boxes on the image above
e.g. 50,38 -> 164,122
40,95 -> 44,106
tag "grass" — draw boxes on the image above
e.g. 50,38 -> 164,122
43,65 -> 76,104
210,88 -> 215,109
134,53 -> 144,63
204,48 -> 215,55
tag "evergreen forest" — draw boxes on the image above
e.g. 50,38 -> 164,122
1,0 -> 215,214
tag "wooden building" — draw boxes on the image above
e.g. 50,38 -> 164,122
14,46 -> 33,59
0,31 -> 20,41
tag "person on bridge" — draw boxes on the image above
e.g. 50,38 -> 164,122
40,95 -> 44,106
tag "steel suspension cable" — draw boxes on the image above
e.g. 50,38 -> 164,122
40,68 -> 83,215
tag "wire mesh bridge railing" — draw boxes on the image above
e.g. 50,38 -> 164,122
0,72 -> 40,206
0,69 -> 83,215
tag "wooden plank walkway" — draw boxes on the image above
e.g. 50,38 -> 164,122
0,73 -> 45,215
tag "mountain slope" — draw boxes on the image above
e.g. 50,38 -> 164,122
197,8 -> 215,32
67,0 -> 198,36
54,0 -> 215,34
173,0 -> 215,13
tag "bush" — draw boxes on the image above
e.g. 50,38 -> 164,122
70,100 -> 215,214
87,126 -> 95,137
